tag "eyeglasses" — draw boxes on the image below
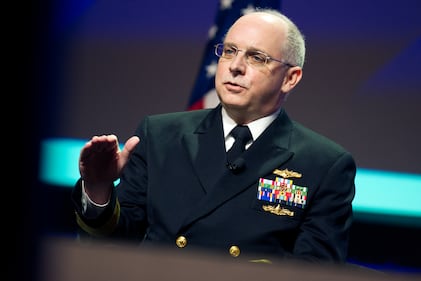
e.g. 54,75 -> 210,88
214,43 -> 294,67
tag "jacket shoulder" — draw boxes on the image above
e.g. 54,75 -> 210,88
291,120 -> 351,156
136,107 -> 217,136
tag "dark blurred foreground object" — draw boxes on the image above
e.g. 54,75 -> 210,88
39,237 -> 420,281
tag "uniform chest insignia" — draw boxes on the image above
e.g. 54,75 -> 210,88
262,204 -> 294,216
273,168 -> 302,179
257,177 -> 308,209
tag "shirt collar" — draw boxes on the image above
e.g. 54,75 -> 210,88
221,107 -> 280,141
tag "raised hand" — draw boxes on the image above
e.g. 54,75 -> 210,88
79,134 -> 140,204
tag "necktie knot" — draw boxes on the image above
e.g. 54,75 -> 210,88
227,125 -> 252,163
230,125 -> 252,145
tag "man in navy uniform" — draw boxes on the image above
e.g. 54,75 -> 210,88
73,8 -> 356,263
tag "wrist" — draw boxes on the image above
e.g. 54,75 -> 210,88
82,180 -> 112,205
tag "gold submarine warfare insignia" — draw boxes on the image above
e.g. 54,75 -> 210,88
262,204 -> 294,216
273,168 -> 302,179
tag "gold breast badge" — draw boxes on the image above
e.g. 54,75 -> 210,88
262,204 -> 294,216
273,168 -> 302,179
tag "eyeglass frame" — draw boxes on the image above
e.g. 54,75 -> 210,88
214,43 -> 295,68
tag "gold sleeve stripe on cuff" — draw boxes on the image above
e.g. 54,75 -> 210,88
76,199 -> 121,237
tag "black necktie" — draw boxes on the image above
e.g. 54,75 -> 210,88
227,125 -> 252,164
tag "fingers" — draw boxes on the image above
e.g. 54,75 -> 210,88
79,134 -> 140,179
90,135 -> 119,152
79,134 -> 119,161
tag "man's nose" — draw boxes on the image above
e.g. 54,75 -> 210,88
229,52 -> 247,74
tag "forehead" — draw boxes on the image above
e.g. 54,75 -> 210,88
225,13 -> 287,52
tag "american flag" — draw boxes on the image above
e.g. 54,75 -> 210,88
187,0 -> 282,110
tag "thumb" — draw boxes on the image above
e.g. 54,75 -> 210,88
118,136 -> 140,172
121,136 -> 140,158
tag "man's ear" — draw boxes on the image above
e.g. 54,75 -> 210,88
281,66 -> 303,93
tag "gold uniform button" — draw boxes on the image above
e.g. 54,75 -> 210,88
175,236 -> 187,248
229,245 -> 240,257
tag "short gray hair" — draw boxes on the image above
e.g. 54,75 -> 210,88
252,8 -> 306,68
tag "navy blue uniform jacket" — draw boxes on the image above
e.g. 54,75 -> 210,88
73,105 -> 356,263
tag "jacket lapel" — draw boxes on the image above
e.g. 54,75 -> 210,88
182,105 -> 227,193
